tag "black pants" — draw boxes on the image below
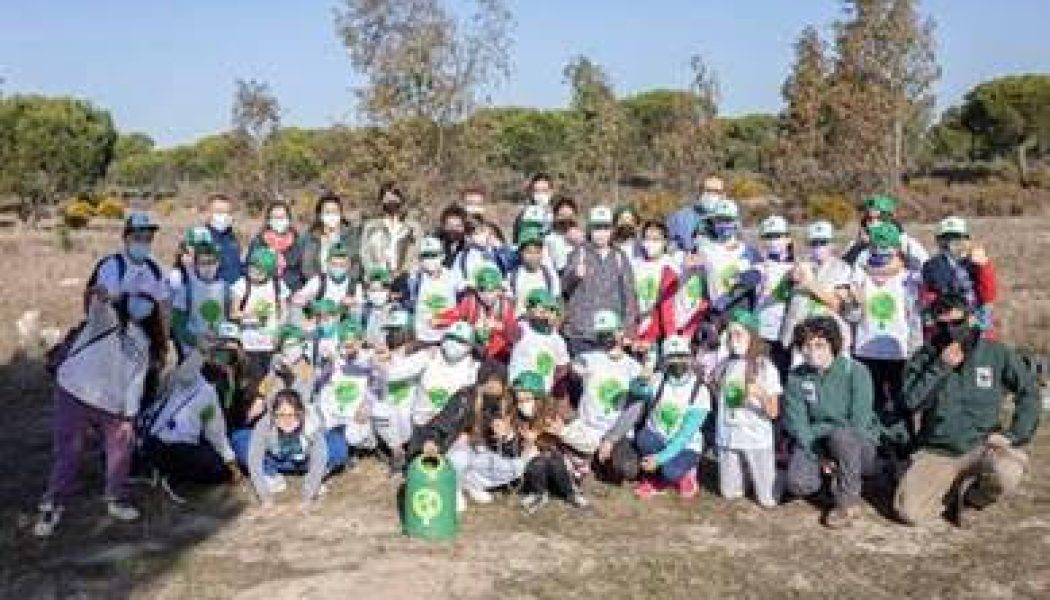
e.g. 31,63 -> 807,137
524,452 -> 575,499
593,438 -> 640,485
856,357 -> 910,449
140,437 -> 231,485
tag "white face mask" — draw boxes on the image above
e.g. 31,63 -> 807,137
281,345 -> 304,365
802,346 -> 834,370
421,257 -> 442,273
127,296 -> 155,321
196,263 -> 219,281
518,400 -> 536,418
642,240 -> 665,259
766,238 -> 789,255
321,213 -> 341,229
532,192 -> 552,207
269,217 -> 290,233
368,290 -> 390,306
441,338 -> 471,362
127,242 -> 152,263
210,213 -> 232,232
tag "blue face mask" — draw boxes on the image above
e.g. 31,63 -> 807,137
712,222 -> 737,242
316,322 -> 337,339
868,251 -> 894,269
127,242 -> 151,263
127,296 -> 155,321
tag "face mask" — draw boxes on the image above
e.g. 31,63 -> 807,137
269,217 -> 290,234
712,222 -> 737,242
328,266 -> 348,281
210,213 -> 232,232
282,345 -> 303,365
943,239 -> 968,259
666,362 -> 690,381
530,317 -> 552,334
867,251 -> 894,269
421,257 -> 442,273
766,238 -> 789,258
367,290 -> 390,306
615,225 -> 636,240
127,296 -> 155,321
532,192 -> 552,207
441,338 -> 471,362
642,240 -> 665,259
127,242 -> 152,263
810,244 -> 831,262
316,321 -> 337,339
590,228 -> 612,247
382,200 -> 402,215
196,263 -> 219,282
321,213 -> 341,229
597,332 -> 617,350
518,399 -> 536,419
386,330 -> 410,350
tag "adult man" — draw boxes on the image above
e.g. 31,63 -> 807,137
894,293 -> 1039,527
921,216 -> 997,337
666,176 -> 725,253
88,212 -> 170,316
200,193 -> 242,285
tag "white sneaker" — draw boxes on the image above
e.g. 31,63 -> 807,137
464,485 -> 493,505
264,473 -> 287,495
34,502 -> 63,538
456,489 -> 467,513
107,500 -> 140,522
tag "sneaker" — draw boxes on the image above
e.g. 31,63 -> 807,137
676,471 -> 700,499
633,478 -> 667,500
823,505 -> 859,530
456,489 -> 467,513
464,485 -> 493,505
520,492 -> 549,515
264,473 -> 287,495
951,475 -> 978,530
107,500 -> 141,522
34,502 -> 63,538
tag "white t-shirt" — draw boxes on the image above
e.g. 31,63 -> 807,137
169,267 -> 228,341
231,277 -> 291,352
714,357 -> 782,450
645,372 -> 711,452
387,349 -> 478,426
756,259 -> 794,342
545,232 -> 572,273
95,252 -> 170,302
508,322 -> 570,394
150,376 -> 235,462
852,269 -> 921,360
631,255 -> 677,319
703,241 -> 756,301
509,266 -> 560,316
316,357 -> 375,428
673,262 -> 706,332
574,351 -> 642,434
412,269 -> 462,343
293,274 -> 358,307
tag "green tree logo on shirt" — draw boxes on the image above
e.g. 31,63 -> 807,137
724,381 -> 746,409
656,402 -> 682,435
253,300 -> 273,324
718,264 -> 741,292
428,387 -> 451,409
199,404 -> 216,425
335,381 -> 361,415
535,351 -> 555,378
866,291 -> 897,329
685,274 -> 705,302
771,277 -> 793,303
423,293 -> 449,315
638,276 -> 658,306
199,298 -> 223,329
388,381 -> 412,406
597,379 -> 626,414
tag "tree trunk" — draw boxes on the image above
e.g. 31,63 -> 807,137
1017,136 -> 1034,187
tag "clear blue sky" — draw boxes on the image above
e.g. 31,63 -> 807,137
2,0 -> 1047,147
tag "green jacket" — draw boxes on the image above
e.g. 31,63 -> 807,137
785,356 -> 880,459
902,338 -> 1039,456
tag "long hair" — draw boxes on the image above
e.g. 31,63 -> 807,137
115,293 -> 168,368
311,191 -> 346,234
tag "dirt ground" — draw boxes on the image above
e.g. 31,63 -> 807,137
1,215 -> 1048,599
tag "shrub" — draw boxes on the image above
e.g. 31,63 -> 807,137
154,198 -> 176,217
94,196 -> 126,220
634,189 -> 683,222
806,193 -> 855,228
62,200 -> 94,229
728,174 -> 769,201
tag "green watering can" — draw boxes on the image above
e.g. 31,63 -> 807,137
402,454 -> 459,541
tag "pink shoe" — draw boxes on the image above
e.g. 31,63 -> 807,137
676,470 -> 700,499
633,478 -> 668,500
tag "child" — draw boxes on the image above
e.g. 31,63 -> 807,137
313,321 -> 379,467
370,309 -> 417,473
435,264 -> 520,362
508,289 -> 570,396
302,297 -> 343,368
247,324 -> 315,423
509,230 -> 560,317
292,242 -> 360,315
754,215 -> 796,382
630,220 -> 679,351
712,309 -> 783,508
231,247 -> 291,376
170,240 -> 229,356
406,236 -> 463,345
353,266 -> 397,348
203,322 -> 254,431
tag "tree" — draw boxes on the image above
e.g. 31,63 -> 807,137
230,78 -> 281,209
0,94 -> 116,223
649,55 -> 722,193
961,74 -> 1050,184
774,25 -> 830,196
563,56 -> 628,198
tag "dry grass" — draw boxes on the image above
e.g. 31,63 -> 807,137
0,211 -> 1048,599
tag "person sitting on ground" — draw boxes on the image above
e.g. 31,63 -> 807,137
894,293 -> 1039,528
783,315 -> 880,529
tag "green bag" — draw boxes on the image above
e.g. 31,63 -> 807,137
402,455 -> 459,541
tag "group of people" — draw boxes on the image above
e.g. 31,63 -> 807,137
33,173 -> 1040,538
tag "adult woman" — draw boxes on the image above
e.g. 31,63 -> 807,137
247,201 -> 307,291
360,183 -> 424,278
301,192 -> 361,284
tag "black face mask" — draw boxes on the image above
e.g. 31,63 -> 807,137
932,319 -> 971,350
444,229 -> 465,242
382,201 -> 402,215
481,393 -> 503,421
386,330 -> 410,350
554,219 -> 574,233
530,318 -> 552,334
597,333 -> 618,349
615,225 -> 636,240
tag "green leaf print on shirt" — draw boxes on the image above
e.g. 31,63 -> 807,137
597,379 -> 626,414
724,381 -> 746,409
685,274 -> 705,302
199,298 -> 223,328
199,404 -> 216,425
253,300 -> 273,323
387,381 -> 412,406
656,402 -> 682,436
718,264 -> 741,293
428,387 -> 452,410
423,293 -> 450,315
335,381 -> 361,414
771,277 -> 793,303
638,276 -> 658,306
866,291 -> 897,329
535,351 -> 555,378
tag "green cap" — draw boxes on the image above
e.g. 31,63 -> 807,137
367,266 -> 392,284
194,241 -> 220,258
661,335 -> 691,357
337,319 -> 364,341
248,248 -> 278,277
593,310 -> 621,333
512,371 -> 546,395
728,308 -> 760,333
867,221 -> 902,249
865,194 -> 898,214
278,324 -> 306,346
937,216 -> 969,237
445,321 -> 474,344
474,264 -> 503,292
526,288 -> 559,311
185,226 -> 213,248
328,243 -> 349,258
517,227 -> 545,249
308,297 -> 341,317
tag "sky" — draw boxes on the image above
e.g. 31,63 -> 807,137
2,0 -> 1047,147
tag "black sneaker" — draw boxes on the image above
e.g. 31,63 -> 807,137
951,475 -> 978,529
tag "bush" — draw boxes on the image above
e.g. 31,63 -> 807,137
94,196 -> 126,219
806,193 -> 855,228
634,189 -> 683,222
154,198 -> 176,217
728,174 -> 769,201
62,200 -> 94,229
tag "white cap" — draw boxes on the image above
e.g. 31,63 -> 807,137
710,197 -> 739,220
662,335 -> 691,357
807,220 -> 834,241
593,310 -> 621,332
588,205 -> 614,226
938,216 -> 969,237
522,205 -> 547,224
445,321 -> 474,343
759,215 -> 789,237
419,236 -> 443,256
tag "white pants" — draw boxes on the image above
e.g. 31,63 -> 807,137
371,403 -> 413,450
448,441 -> 526,492
344,420 -> 377,450
718,447 -> 778,508
559,420 -> 605,455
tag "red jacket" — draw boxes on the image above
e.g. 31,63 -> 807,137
636,264 -> 680,344
435,293 -> 521,361
920,258 -> 998,339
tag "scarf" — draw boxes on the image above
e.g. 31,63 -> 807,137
262,229 -> 297,275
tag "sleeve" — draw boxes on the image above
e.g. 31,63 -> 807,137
561,247 -> 583,296
229,279 -> 247,315
783,374 -> 817,458
302,429 -> 330,501
654,405 -> 706,466
619,256 -> 641,334
974,261 -> 998,304
555,337 -> 570,366
1000,346 -> 1040,446
168,269 -> 188,311
384,350 -> 428,382
762,360 -> 783,397
200,387 -> 236,463
900,348 -> 951,411
601,399 -> 645,445
94,256 -> 123,297
292,277 -> 320,306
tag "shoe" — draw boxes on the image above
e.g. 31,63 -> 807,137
464,485 -> 493,505
456,489 -> 467,513
34,502 -> 63,538
823,505 -> 859,529
264,473 -> 287,495
951,475 -> 978,530
568,492 -> 592,511
160,477 -> 187,505
676,471 -> 700,499
107,500 -> 141,522
633,478 -> 667,500
520,492 -> 549,515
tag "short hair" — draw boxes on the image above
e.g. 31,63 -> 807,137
377,182 -> 405,204
931,292 -> 969,318
440,203 -> 468,224
205,192 -> 234,209
641,219 -> 668,239
529,172 -> 552,189
273,388 -> 305,416
461,185 -> 486,198
553,197 -> 577,215
792,316 -> 843,356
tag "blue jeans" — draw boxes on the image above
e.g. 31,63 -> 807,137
634,428 -> 699,484
229,428 -> 348,476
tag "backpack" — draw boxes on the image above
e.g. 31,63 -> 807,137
239,277 -> 283,320
45,321 -> 120,377
636,372 -> 706,436
83,253 -> 162,312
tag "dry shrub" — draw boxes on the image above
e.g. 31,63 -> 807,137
728,174 -> 769,200
94,196 -> 126,220
806,193 -> 855,228
634,190 -> 683,222
62,200 -> 94,229
154,198 -> 176,217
